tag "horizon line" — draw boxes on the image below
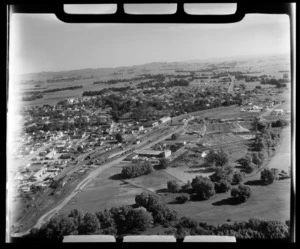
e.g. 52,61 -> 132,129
19,51 -> 290,76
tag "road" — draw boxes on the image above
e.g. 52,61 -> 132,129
12,124 -> 185,236
227,76 -> 235,93
266,125 -> 291,172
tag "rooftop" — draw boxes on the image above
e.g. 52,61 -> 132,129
135,149 -> 163,156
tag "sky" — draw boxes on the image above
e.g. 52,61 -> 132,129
9,4 -> 290,75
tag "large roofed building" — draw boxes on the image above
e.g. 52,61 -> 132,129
135,149 -> 171,158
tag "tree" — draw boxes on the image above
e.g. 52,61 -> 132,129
260,168 -> 279,185
181,180 -> 193,193
231,185 -> 252,202
68,209 -> 84,226
251,152 -> 263,167
109,205 -> 133,228
191,176 -> 215,200
272,119 -> 288,128
77,145 -> 84,153
78,212 -> 100,234
209,166 -> 233,183
159,158 -> 170,169
167,180 -> 181,193
121,161 -> 153,178
231,172 -> 244,185
237,155 -> 256,173
176,194 -> 190,204
115,133 -> 123,143
95,209 -> 115,229
127,208 -> 153,231
38,215 -> 78,238
214,179 -> 231,193
171,133 -> 178,140
205,149 -> 228,167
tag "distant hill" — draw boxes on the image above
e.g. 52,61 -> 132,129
17,52 -> 290,83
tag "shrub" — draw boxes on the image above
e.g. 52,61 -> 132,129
231,185 -> 252,203
214,179 -> 231,193
191,176 -> 215,200
175,194 -> 190,203
121,161 -> 153,178
167,180 -> 181,193
260,168 -> 279,185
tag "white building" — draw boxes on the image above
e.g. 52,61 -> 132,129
159,116 -> 171,124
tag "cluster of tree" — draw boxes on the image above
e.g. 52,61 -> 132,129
252,127 -> 281,155
42,85 -> 83,93
209,166 -> 234,193
139,74 -> 166,82
167,164 -> 247,202
121,161 -> 153,178
204,149 -> 229,167
30,198 -> 289,239
101,94 -> 134,122
235,75 -> 260,82
93,76 -> 145,85
271,119 -> 289,128
236,151 -> 265,173
82,86 -> 131,97
135,192 -> 177,225
30,204 -> 155,238
231,184 -> 252,202
46,76 -> 89,83
174,217 -> 289,239
191,176 -> 216,200
30,210 -> 100,238
166,79 -> 189,87
22,93 -> 44,101
156,158 -> 169,170
260,168 -> 279,185
260,77 -> 288,88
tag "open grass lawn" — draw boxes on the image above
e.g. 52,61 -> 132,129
165,178 -> 290,226
59,165 -> 145,215
126,170 -> 178,192
164,165 -> 214,184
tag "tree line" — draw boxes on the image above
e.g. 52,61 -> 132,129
29,191 -> 290,239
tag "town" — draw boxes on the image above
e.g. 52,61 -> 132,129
9,57 -> 291,240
